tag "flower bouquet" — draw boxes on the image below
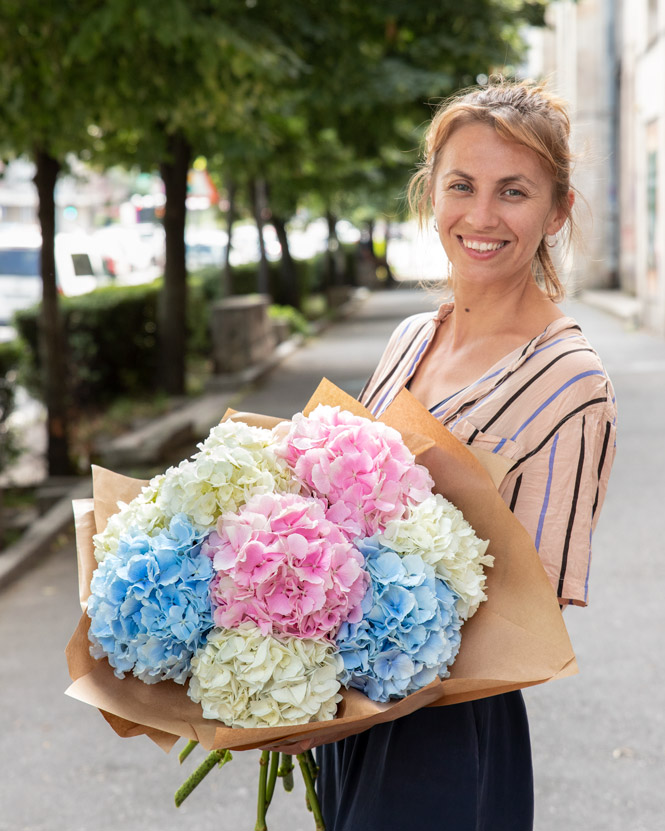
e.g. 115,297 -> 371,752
66,379 -> 577,829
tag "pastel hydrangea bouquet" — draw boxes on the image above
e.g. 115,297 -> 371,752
74,390 -> 492,830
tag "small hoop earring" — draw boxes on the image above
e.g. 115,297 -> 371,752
545,234 -> 558,249
433,219 -> 438,232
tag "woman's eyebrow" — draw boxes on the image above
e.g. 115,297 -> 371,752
496,174 -> 538,187
443,169 -> 538,188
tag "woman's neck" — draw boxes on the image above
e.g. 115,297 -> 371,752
445,275 -> 564,349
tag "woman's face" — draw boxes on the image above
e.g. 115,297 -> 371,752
431,122 -> 570,292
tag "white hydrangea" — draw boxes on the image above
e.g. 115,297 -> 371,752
379,493 -> 493,620
188,623 -> 343,728
93,475 -> 168,562
155,423 -> 299,528
93,423 -> 297,562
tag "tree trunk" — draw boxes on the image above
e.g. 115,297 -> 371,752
223,177 -> 237,297
325,210 -> 341,288
159,132 -> 192,396
272,215 -> 299,308
383,219 -> 396,286
34,148 -> 71,476
250,178 -> 270,296
366,219 -> 375,254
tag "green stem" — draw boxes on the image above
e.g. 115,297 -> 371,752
297,753 -> 325,831
265,751 -> 280,807
277,752 -> 295,792
218,749 -> 233,768
178,739 -> 199,764
305,749 -> 319,782
174,749 -> 228,807
255,750 -> 270,831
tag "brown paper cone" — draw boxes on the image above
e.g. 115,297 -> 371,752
65,379 -> 576,751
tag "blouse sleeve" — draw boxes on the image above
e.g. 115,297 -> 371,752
498,403 -> 617,606
359,312 -> 435,414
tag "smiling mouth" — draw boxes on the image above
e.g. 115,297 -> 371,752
458,236 -> 508,252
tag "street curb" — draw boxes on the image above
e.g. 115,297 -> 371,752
578,289 -> 641,327
0,287 -> 371,593
0,479 -> 91,591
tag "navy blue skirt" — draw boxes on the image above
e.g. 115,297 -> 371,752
316,691 -> 533,831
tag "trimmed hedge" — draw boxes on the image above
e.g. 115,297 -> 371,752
0,339 -> 24,474
13,278 -> 208,409
0,338 -> 24,379
197,244 -> 357,309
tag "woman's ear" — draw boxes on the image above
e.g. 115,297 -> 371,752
546,189 -> 574,236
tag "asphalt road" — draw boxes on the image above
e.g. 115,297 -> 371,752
1,288 -> 663,831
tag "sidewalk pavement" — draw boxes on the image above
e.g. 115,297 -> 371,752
578,288 -> 642,328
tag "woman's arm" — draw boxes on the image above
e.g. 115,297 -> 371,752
499,404 -> 617,606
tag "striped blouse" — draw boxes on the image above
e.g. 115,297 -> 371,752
360,303 -> 617,607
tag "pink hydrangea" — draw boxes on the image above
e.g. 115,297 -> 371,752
203,491 -> 369,641
274,405 -> 433,539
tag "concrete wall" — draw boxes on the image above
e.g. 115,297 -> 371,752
538,0 -> 617,294
622,0 -> 665,334
526,0 -> 665,335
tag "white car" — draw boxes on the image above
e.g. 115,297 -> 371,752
0,226 -> 111,324
185,227 -> 229,271
93,224 -> 161,284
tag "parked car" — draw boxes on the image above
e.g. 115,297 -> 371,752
185,227 -> 229,271
0,225 -> 111,324
228,223 -> 281,266
93,224 -> 161,285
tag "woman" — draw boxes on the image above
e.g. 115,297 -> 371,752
313,80 -> 617,830
263,78 -> 616,828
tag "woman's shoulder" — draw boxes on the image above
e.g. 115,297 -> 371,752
359,309 -> 438,410
524,316 -> 615,401
522,316 -> 617,420
389,310 -> 439,344
376,309 -> 439,364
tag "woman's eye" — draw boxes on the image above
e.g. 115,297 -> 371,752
504,188 -> 525,197
450,182 -> 471,192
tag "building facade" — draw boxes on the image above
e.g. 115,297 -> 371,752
619,0 -> 665,333
525,0 -> 665,335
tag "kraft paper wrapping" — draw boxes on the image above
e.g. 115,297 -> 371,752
65,379 -> 577,752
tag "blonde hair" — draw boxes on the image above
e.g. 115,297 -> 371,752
407,77 -> 576,301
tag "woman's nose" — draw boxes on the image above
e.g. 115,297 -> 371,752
465,194 -> 500,230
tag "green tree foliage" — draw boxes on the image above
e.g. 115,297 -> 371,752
70,0 -> 304,395
206,1 -> 550,285
0,0 -> 551,463
0,1 -> 102,475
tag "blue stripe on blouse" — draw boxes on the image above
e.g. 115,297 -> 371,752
374,334 -> 429,413
449,335 -> 580,429
535,433 -> 559,551
376,336 -> 431,413
492,369 -> 606,453
529,334 -> 579,358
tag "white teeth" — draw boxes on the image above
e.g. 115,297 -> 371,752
462,239 -> 506,251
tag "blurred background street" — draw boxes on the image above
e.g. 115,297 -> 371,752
1,1 -> 664,829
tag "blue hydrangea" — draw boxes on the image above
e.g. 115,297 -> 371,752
87,514 -> 215,684
335,537 -> 462,702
